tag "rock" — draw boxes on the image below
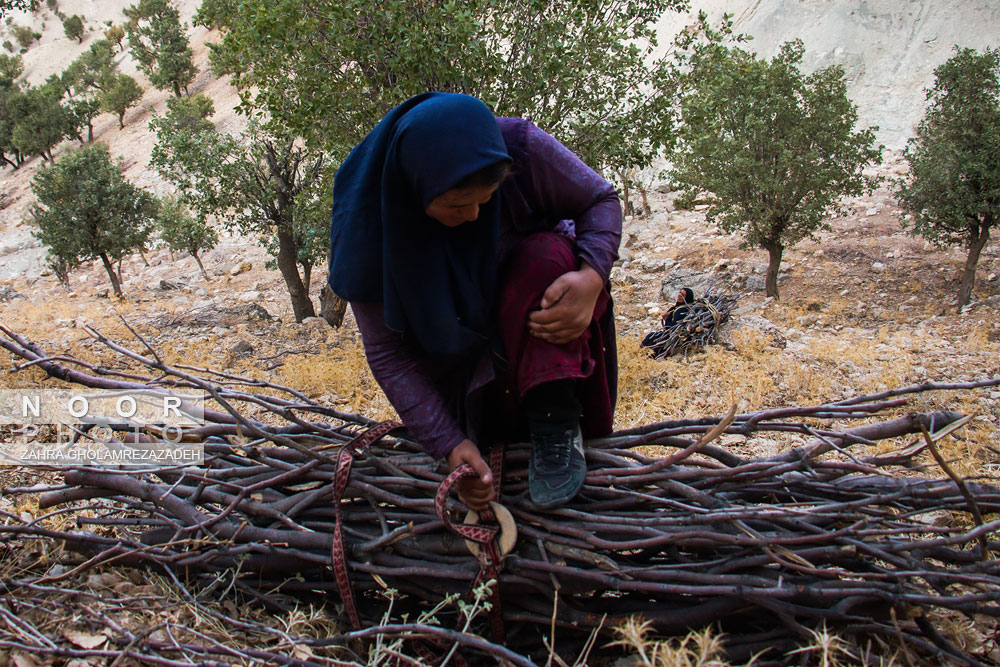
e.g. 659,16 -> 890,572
609,267 -> 632,284
0,285 -> 25,301
872,262 -> 886,270
147,279 -> 182,291
642,258 -> 665,273
660,268 -> 711,301
301,316 -> 329,328
230,261 -> 252,277
239,290 -> 262,302
230,340 -> 254,356
988,272 -> 998,282
615,246 -> 632,265
866,207 -> 880,216
746,275 -> 767,292
717,315 -> 786,349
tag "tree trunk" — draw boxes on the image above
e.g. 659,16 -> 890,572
320,283 -> 348,328
617,170 -> 633,218
958,223 -> 990,309
275,224 -> 315,322
99,253 -> 123,297
172,81 -> 182,98
118,113 -> 125,129
87,122 -> 94,143
301,259 -> 312,294
192,251 -> 210,281
762,240 -> 784,300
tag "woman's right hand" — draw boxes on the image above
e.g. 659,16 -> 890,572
446,439 -> 495,511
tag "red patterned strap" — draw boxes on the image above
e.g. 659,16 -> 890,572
434,464 -> 500,544
435,446 -> 509,644
330,420 -> 402,630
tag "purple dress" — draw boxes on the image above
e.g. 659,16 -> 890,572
352,118 -> 622,459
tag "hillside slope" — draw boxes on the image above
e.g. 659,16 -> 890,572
656,0 -> 1000,150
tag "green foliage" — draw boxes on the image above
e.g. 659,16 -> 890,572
124,0 -> 196,97
104,23 -> 125,50
72,39 -> 116,93
65,95 -> 100,141
99,72 -> 143,128
2,41 -> 12,52
196,0 -> 687,174
62,13 -> 83,42
11,23 -> 40,49
671,39 -> 881,298
155,195 -> 217,279
30,144 -> 156,295
150,114 -> 328,320
8,80 -> 70,161
160,92 -> 213,134
0,53 -> 23,166
896,46 -> 1000,307
44,0 -> 57,12
0,0 -> 31,18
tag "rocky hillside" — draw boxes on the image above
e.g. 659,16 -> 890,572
656,0 -> 1000,150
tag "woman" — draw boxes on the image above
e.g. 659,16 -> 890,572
662,287 -> 695,327
328,93 -> 621,510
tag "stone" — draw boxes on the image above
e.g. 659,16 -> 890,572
615,246 -> 632,264
230,261 -> 252,277
642,258 -> 665,273
988,272 -> 998,282
872,262 -> 886,270
301,316 -> 329,328
230,340 -> 254,356
746,275 -> 767,292
660,267 -> 712,301
239,290 -> 262,302
717,315 -> 786,349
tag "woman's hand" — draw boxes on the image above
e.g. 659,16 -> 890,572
528,262 -> 604,345
446,439 -> 494,511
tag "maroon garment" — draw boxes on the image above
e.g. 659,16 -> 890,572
492,232 -> 615,440
351,118 -> 621,459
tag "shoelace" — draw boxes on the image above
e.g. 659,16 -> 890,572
535,430 -> 574,471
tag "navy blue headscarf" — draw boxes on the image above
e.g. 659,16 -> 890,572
328,93 -> 511,359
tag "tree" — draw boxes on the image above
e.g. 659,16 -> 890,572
104,23 -> 125,51
161,92 -> 213,133
196,0 -> 685,175
670,40 -> 882,298
9,81 -> 70,162
31,144 -> 156,296
11,24 -> 40,49
155,195 -> 217,280
124,0 -> 196,98
151,114 -> 327,321
62,13 -> 83,42
0,53 -> 24,167
896,47 -> 1000,309
99,72 -> 143,128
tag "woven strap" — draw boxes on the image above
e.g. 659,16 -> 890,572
330,420 -> 401,630
434,445 -> 508,643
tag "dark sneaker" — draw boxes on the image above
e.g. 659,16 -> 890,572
528,423 -> 586,508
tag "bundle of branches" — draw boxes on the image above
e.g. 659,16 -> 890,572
641,291 -> 738,359
2,323 -> 1000,665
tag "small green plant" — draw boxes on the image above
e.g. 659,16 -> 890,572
155,195 -> 218,280
11,24 -> 40,49
2,40 -> 12,52
62,13 -> 83,42
45,0 -> 57,12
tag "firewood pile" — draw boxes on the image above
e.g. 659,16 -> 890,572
1,323 -> 999,665
641,291 -> 739,359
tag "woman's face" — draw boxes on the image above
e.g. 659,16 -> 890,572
424,184 -> 499,228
